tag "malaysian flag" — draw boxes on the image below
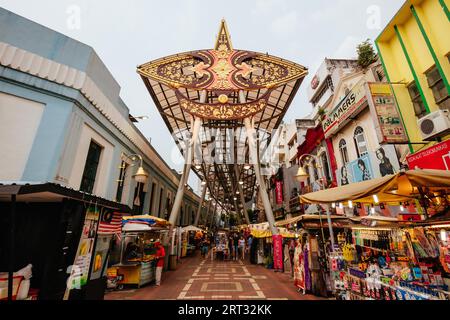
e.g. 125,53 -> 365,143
98,211 -> 123,240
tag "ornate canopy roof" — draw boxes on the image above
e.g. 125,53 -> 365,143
138,20 -> 308,215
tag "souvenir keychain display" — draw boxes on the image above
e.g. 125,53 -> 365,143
334,225 -> 450,300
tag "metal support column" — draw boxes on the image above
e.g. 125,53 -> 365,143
201,201 -> 212,226
235,165 -> 250,224
240,90 -> 278,236
168,116 -> 202,227
8,194 -> 16,301
194,183 -> 207,226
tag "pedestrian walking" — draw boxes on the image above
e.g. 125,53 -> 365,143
201,238 -> 209,258
238,236 -> 246,260
233,233 -> 239,260
154,240 -> 165,286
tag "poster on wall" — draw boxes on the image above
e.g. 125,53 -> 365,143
90,235 -> 112,281
348,154 -> 374,183
369,145 -> 400,177
366,83 -> 409,144
336,145 -> 400,186
336,164 -> 353,186
67,207 -> 100,290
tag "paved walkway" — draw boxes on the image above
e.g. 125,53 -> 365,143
105,251 -> 324,300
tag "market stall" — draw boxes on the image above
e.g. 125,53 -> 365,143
211,231 -> 230,261
108,215 -> 170,288
247,223 -> 297,270
179,225 -> 205,257
299,169 -> 450,300
291,215 -> 350,297
0,183 -> 130,301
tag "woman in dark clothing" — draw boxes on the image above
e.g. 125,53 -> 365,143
358,159 -> 371,181
376,148 -> 395,176
340,166 -> 350,186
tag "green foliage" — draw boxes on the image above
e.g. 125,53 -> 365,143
357,39 -> 377,69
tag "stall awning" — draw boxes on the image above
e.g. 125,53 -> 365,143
300,169 -> 450,205
248,222 -> 297,238
0,182 -> 130,211
275,215 -> 303,227
181,225 -> 205,233
122,214 -> 171,229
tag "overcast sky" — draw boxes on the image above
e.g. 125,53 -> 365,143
0,0 -> 404,194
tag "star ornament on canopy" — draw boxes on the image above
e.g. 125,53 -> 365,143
137,19 -> 308,121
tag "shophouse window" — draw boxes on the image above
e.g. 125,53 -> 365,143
339,139 -> 349,164
79,140 -> 103,194
158,187 -> 164,217
149,182 -> 156,212
407,81 -> 427,118
426,66 -> 450,112
353,126 -> 368,157
320,152 -> 331,182
132,182 -> 146,215
311,159 -> 319,181
115,160 -> 128,203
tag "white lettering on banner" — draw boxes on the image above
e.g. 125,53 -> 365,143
408,143 -> 449,162
322,81 -> 367,138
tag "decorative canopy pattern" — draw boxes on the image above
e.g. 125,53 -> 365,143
138,20 -> 308,214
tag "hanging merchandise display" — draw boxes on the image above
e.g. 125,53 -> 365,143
66,206 -> 100,293
333,224 -> 450,300
293,235 -> 311,294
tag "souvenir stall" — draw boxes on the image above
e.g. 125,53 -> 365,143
179,225 -> 205,257
300,169 -> 450,300
109,215 -> 170,288
248,223 -> 297,269
291,214 -> 350,297
329,217 -> 450,300
0,183 -> 130,301
211,231 -> 230,261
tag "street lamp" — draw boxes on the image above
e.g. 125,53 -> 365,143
296,153 -> 336,252
129,115 -> 150,123
295,154 -> 322,184
122,153 -> 148,184
294,166 -> 309,183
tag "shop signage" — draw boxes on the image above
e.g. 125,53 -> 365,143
322,80 -> 368,138
311,75 -> 320,89
406,139 -> 450,170
275,181 -> 283,205
272,235 -> 283,271
65,207 -> 100,296
366,83 -> 409,144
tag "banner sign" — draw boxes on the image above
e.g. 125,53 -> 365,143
322,80 -> 367,138
272,235 -> 283,270
407,139 -> 450,170
66,207 -> 100,295
275,181 -> 283,205
366,83 -> 409,144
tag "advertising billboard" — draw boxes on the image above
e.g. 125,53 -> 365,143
366,83 -> 409,144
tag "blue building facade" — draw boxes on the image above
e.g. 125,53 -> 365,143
0,8 -> 201,226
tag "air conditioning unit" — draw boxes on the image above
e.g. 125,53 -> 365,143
418,110 -> 450,141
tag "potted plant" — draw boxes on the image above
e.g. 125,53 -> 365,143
318,107 -> 326,122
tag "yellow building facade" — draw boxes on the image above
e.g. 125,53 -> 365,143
376,0 -> 450,154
